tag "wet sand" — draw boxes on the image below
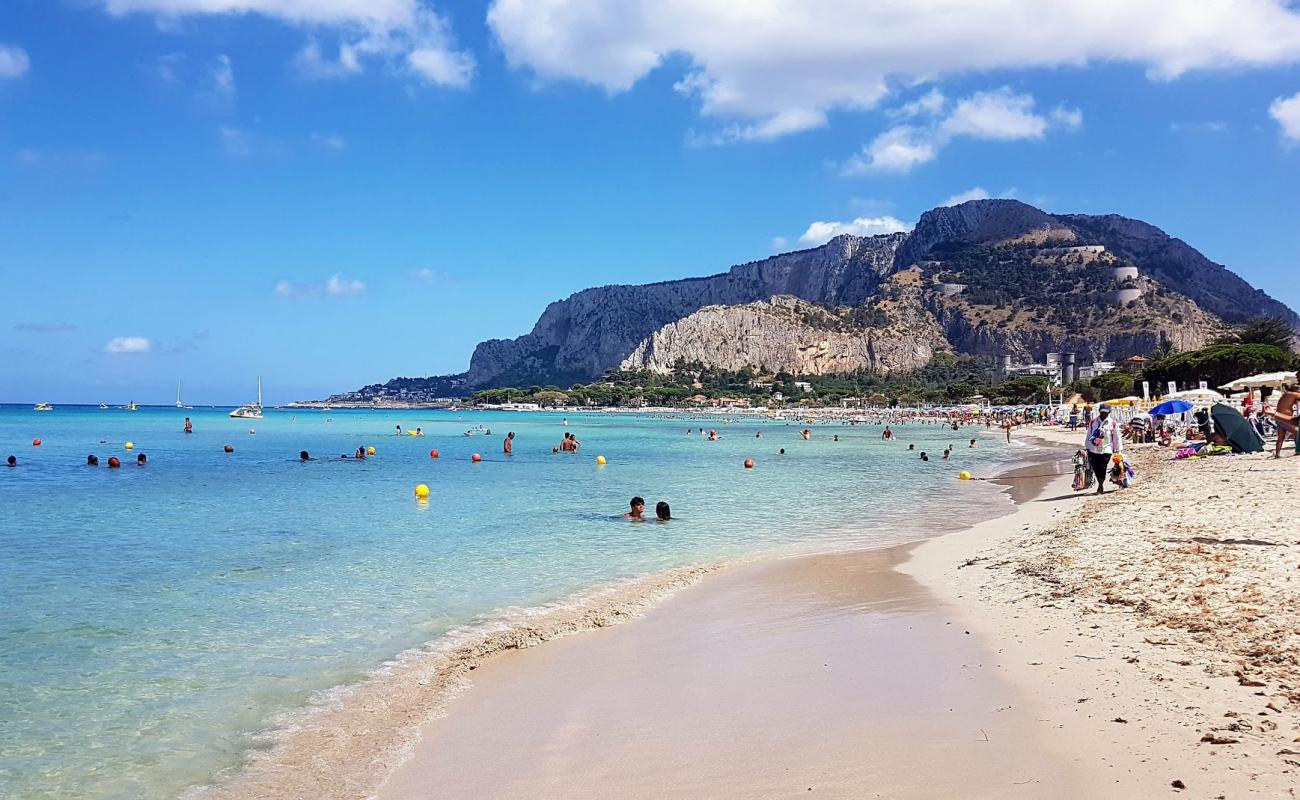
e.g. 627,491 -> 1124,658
379,547 -> 1081,799
379,454 -> 1089,799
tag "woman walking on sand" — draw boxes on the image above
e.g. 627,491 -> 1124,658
1084,403 -> 1123,494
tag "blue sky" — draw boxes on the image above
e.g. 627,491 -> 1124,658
3,0 -> 1300,404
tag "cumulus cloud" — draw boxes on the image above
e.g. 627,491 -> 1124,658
797,215 -> 911,247
487,1 -> 1300,141
99,0 -> 473,88
0,44 -> 29,78
1270,91 -> 1300,140
844,88 -> 1081,174
940,187 -> 991,207
275,273 -> 367,298
105,336 -> 151,354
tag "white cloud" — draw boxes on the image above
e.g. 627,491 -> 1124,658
207,53 -> 235,102
99,0 -> 473,88
940,187 -> 991,207
1168,120 -> 1229,133
770,236 -> 789,251
0,44 -> 29,79
844,88 -> 1080,174
1270,91 -> 1300,140
407,267 -> 447,285
798,215 -> 911,246
311,132 -> 347,151
105,336 -> 151,354
276,273 -> 366,298
219,125 -> 251,156
940,88 -> 1048,140
843,125 -> 938,174
487,1 -> 1300,142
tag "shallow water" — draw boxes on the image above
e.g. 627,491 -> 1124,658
0,405 -> 1033,799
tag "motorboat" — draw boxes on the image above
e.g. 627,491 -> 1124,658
230,378 -> 264,419
98,403 -> 109,410
34,402 -> 53,412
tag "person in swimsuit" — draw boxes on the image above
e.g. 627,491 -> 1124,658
1264,382 -> 1300,458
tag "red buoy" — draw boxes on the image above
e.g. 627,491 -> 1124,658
107,456 -> 121,468
32,438 -> 41,447
743,458 -> 755,469
471,453 -> 482,463
430,449 -> 440,459
223,444 -> 234,453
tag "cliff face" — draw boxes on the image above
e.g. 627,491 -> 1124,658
619,295 -> 946,375
464,233 -> 906,386
430,200 -> 1297,389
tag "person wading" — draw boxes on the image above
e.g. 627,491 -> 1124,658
1084,402 -> 1123,494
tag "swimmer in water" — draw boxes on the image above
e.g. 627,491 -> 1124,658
969,438 -> 978,448
624,496 -> 646,521
136,453 -> 147,465
87,454 -> 99,466
833,434 -> 839,442
396,425 -> 402,436
779,448 -> 786,455
655,501 -> 671,521
184,417 -> 193,434
355,447 -> 366,460
882,426 -> 893,440
415,427 -> 423,436
801,429 -> 811,440
503,431 -> 514,455
299,450 -> 310,461
920,451 -> 929,461
908,443 -> 915,451
6,455 -> 15,467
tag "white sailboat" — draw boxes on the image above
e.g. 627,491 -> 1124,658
229,377 -> 264,419
175,382 -> 183,408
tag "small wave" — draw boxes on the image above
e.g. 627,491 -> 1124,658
186,562 -> 723,800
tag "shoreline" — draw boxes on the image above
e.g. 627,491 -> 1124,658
190,435 -> 1061,799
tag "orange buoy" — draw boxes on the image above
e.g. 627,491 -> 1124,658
429,449 -> 440,458
223,444 -> 234,453
107,456 -> 121,468
743,458 -> 754,469
471,453 -> 482,463
32,438 -> 42,446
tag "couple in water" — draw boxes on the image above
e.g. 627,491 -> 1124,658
623,496 -> 670,522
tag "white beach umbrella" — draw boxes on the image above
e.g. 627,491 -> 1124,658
1219,371 -> 1298,392
1165,388 -> 1226,404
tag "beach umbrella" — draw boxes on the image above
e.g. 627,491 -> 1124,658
1165,388 -> 1226,404
1219,371 -> 1298,392
1150,399 -> 1193,416
1210,402 -> 1264,454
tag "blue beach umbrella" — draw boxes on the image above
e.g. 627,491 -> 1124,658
1150,399 -> 1193,416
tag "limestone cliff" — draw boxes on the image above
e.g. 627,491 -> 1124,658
620,294 -> 947,375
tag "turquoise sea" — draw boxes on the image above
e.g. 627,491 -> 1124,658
1,404 -> 1037,799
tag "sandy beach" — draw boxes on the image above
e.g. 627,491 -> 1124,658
365,433 -> 1299,799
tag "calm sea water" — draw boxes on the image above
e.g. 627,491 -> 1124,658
1,404 -> 1034,799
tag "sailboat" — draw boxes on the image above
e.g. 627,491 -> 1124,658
229,377 -> 264,419
175,382 -> 183,408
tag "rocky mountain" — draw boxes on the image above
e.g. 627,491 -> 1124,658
620,294 -> 947,375
341,200 -> 1297,397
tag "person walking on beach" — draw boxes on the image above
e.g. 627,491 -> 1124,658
1084,403 -> 1123,494
1264,382 -> 1299,458
503,431 -> 514,455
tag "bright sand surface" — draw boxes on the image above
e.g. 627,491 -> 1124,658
379,431 -> 1299,799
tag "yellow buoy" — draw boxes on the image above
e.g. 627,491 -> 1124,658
124,441 -> 134,450
959,470 -> 971,481
367,446 -> 376,456
414,483 -> 430,498
595,455 -> 607,465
